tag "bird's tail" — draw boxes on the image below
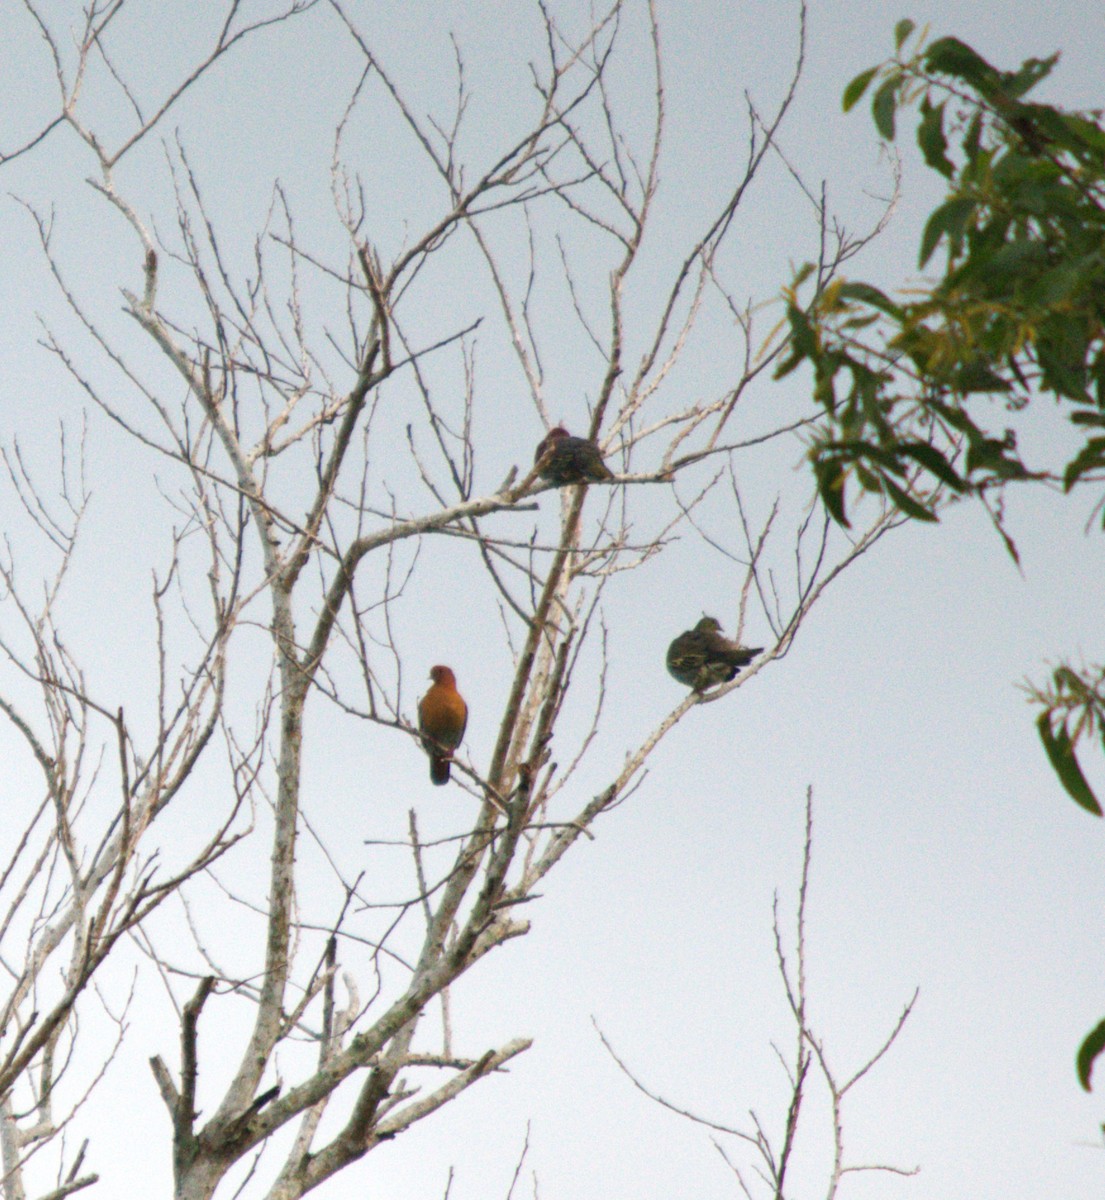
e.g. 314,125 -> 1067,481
430,755 -> 452,786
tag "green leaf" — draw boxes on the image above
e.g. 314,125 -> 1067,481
813,454 -> 851,527
1023,260 -> 1089,308
925,37 -> 999,93
1061,112 -> 1105,155
1037,317 -> 1093,401
1094,357 -> 1105,410
793,261 -> 817,288
963,110 -> 983,160
1053,666 -> 1088,696
872,77 -> 899,140
1037,711 -> 1103,816
1003,54 -> 1058,100
812,362 -> 838,410
1077,1019 -> 1105,1091
964,433 -> 1025,478
918,99 -> 955,178
896,441 -> 968,490
894,19 -> 916,50
954,362 -> 1012,394
861,446 -> 906,475
973,238 -> 1051,286
843,66 -> 879,112
855,461 -> 881,492
1062,437 -> 1105,490
919,196 -> 977,267
929,397 -> 981,437
881,474 -> 938,521
840,311 -> 883,333
834,281 -> 903,317
775,302 -> 819,378
991,513 -> 1022,567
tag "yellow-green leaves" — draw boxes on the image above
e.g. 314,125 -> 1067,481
830,23 -> 1105,1105
842,66 -> 879,113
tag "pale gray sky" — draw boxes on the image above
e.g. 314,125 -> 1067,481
1,2 -> 1103,1198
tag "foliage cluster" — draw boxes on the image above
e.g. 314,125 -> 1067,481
787,18 -> 1105,1091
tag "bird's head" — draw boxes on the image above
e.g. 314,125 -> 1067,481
535,426 -> 571,464
429,665 -> 457,686
695,616 -> 722,633
532,427 -> 568,463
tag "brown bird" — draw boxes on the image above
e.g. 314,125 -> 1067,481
418,665 -> 468,785
666,617 -> 762,692
534,426 -> 614,485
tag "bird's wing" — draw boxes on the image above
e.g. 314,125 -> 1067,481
667,633 -> 706,669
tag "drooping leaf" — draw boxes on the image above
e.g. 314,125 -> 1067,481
788,303 -> 818,358
775,304 -> 819,378
1077,1019 -> 1105,1091
989,509 -> 1022,566
812,361 -> 838,410
929,397 -> 981,437
872,76 -> 900,140
1036,318 -> 1093,401
880,473 -> 938,521
843,66 -> 879,112
963,110 -> 983,159
855,460 -> 881,492
896,441 -> 968,490
919,196 -> 977,267
1062,437 -> 1105,490
1037,711 -> 1103,816
812,453 -> 851,527
918,99 -> 955,178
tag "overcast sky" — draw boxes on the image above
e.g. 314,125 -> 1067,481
2,2 -> 1105,1199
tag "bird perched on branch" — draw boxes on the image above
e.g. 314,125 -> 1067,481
534,426 -> 614,485
418,665 -> 468,785
666,617 -> 762,692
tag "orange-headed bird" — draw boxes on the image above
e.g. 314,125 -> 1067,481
418,665 -> 468,785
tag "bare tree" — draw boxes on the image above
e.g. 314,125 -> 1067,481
0,2 -> 911,1198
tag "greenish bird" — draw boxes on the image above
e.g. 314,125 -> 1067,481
666,617 -> 762,692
